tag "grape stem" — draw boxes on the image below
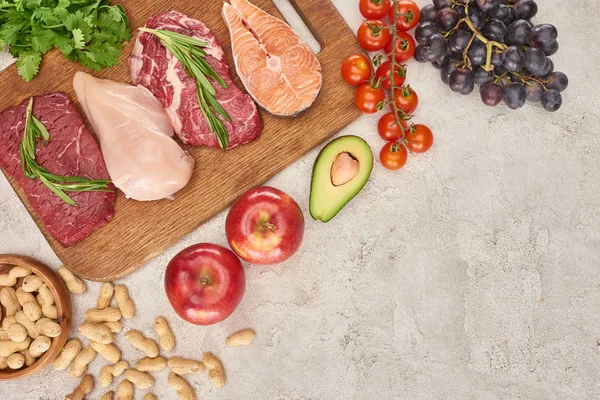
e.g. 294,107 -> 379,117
511,72 -> 549,90
389,0 -> 408,143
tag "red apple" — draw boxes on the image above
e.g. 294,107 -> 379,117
164,243 -> 246,325
226,186 -> 305,265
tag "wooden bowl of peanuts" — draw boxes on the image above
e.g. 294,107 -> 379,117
0,254 -> 72,380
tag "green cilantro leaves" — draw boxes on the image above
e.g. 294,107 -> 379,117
0,0 -> 131,81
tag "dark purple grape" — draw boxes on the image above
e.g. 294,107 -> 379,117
524,47 -> 547,75
414,44 -> 428,63
472,67 -> 494,85
480,82 -> 504,106
461,80 -> 475,95
514,0 -> 538,20
448,29 -> 471,53
502,46 -> 525,72
541,89 -> 562,112
433,0 -> 452,9
546,72 -> 569,92
525,81 -> 544,102
432,51 -> 450,69
451,52 -> 463,61
494,65 -> 507,75
509,73 -> 522,83
449,68 -> 472,93
420,4 -> 438,22
503,83 -> 527,109
475,0 -> 500,13
441,61 -> 459,84
541,58 -> 554,75
423,33 -> 450,62
529,24 -> 558,48
506,20 -> 531,46
416,21 -> 441,45
455,6 -> 466,18
468,7 -> 485,30
542,41 -> 559,56
468,39 -> 486,66
489,5 -> 514,25
436,7 -> 459,31
491,52 -> 504,68
483,19 -> 507,42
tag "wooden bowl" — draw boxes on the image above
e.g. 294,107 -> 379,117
0,254 -> 72,380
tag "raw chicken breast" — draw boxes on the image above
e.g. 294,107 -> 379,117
73,72 -> 195,201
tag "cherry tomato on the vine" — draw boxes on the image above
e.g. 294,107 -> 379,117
375,61 -> 407,90
405,124 -> 434,153
359,0 -> 391,19
355,82 -> 386,114
388,0 -> 421,32
391,85 -> 419,114
377,112 -> 407,142
380,141 -> 408,170
341,54 -> 373,86
357,20 -> 391,52
385,31 -> 416,62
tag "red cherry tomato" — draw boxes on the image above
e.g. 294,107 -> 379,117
359,0 -> 391,19
355,82 -> 386,114
341,54 -> 373,86
375,60 -> 407,90
385,31 -> 416,62
377,112 -> 407,142
405,124 -> 434,153
391,85 -> 419,114
388,0 -> 421,31
357,20 -> 391,52
380,141 -> 408,170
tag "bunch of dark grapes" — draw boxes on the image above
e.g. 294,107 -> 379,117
414,0 -> 568,111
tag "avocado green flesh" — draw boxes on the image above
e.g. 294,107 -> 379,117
309,136 -> 373,222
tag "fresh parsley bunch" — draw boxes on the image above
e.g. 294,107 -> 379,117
0,0 -> 131,81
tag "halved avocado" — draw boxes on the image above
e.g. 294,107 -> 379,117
309,136 -> 373,222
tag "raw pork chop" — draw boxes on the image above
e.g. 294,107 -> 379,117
222,0 -> 322,116
73,72 -> 195,202
0,94 -> 115,247
130,11 -> 263,148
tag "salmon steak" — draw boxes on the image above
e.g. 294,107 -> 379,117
222,0 -> 322,116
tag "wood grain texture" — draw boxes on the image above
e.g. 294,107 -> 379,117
0,0 -> 362,281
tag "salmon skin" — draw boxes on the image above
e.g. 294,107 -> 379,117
222,0 -> 322,117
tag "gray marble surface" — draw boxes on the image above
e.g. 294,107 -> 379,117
1,0 -> 599,398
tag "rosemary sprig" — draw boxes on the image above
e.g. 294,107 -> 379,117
20,98 -> 112,207
139,27 -> 232,150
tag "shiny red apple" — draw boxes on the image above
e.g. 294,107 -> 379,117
226,186 -> 305,265
164,243 -> 246,325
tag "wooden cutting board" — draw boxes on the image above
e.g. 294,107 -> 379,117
0,0 -> 362,281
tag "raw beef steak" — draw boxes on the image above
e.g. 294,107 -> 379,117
0,94 -> 116,247
130,11 -> 263,148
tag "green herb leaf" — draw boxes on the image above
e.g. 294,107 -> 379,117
16,51 -> 41,81
72,28 -> 85,49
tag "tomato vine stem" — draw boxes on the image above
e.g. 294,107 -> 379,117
389,0 -> 407,143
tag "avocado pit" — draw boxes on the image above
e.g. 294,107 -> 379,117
331,152 -> 360,186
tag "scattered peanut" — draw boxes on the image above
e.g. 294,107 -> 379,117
79,321 -> 114,344
125,368 -> 155,389
7,352 -> 25,369
29,335 -> 51,357
99,365 -> 114,387
114,285 -> 135,319
104,321 -> 123,334
100,391 -> 114,400
9,267 -> 30,279
117,379 -> 134,400
0,328 -> 8,341
0,287 -> 20,316
35,317 -> 61,338
124,330 -> 159,358
21,349 -> 36,366
69,346 -> 96,378
67,374 -> 94,400
15,311 -> 39,338
15,288 -> 36,306
85,307 -> 121,322
21,275 -> 42,292
111,360 -> 129,377
58,267 -> 87,294
7,322 -> 28,342
97,282 -> 114,310
226,328 -> 256,347
155,317 -> 175,352
168,372 -> 196,400
1,315 -> 16,330
0,273 -> 16,287
22,300 -> 42,322
203,352 -> 226,388
144,394 -> 158,400
0,337 -> 30,357
54,338 -> 82,371
91,341 -> 121,364
0,356 -> 7,369
38,284 -> 54,305
136,356 -> 167,372
167,357 -> 205,375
